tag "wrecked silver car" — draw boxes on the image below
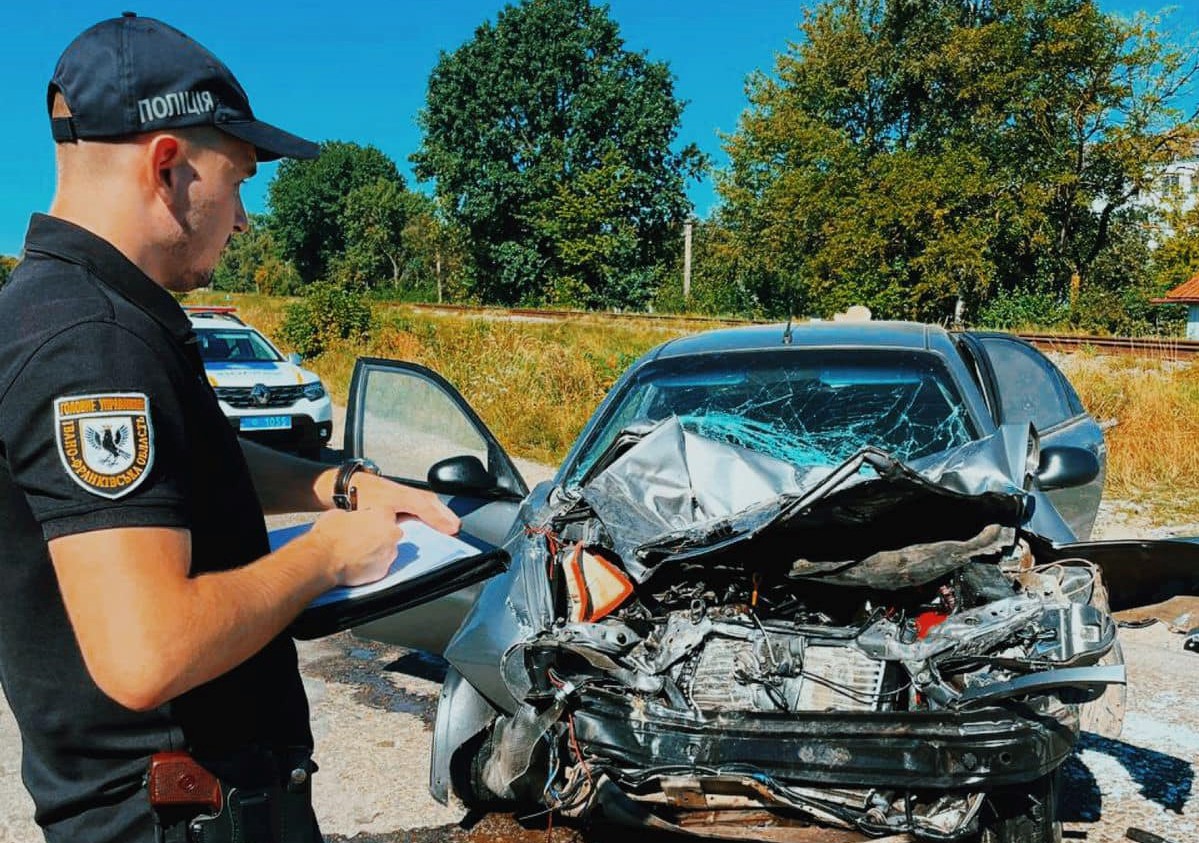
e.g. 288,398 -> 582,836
300,323 -> 1199,842
438,422 -> 1124,843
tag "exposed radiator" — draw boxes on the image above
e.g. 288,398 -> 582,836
686,635 -> 886,712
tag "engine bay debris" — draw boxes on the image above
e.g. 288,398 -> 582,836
451,421 -> 1129,840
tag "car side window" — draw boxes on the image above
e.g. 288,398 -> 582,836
359,367 -> 489,483
978,336 -> 1076,432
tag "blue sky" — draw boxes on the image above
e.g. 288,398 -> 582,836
1,1 -> 1192,256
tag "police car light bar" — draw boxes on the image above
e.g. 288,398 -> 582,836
183,306 -> 245,324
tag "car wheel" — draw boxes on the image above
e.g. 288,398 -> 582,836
1079,569 -> 1127,738
450,726 -> 501,810
977,773 -> 1060,843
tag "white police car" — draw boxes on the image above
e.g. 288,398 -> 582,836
186,307 -> 333,458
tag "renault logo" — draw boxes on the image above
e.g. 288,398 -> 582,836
250,384 -> 271,407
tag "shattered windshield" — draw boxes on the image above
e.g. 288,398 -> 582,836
568,349 -> 976,485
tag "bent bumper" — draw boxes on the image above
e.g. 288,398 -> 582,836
571,693 -> 1075,790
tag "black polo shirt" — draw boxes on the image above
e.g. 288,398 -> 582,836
0,215 -> 312,843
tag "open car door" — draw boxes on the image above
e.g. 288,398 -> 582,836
960,332 -> 1106,539
311,357 -> 527,653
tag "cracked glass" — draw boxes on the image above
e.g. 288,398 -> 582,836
569,349 -> 976,485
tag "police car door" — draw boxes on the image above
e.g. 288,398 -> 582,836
340,358 -> 528,655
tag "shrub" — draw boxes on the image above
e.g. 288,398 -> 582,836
979,281 -> 1186,336
0,257 -> 14,292
253,257 -> 303,296
978,286 -> 1068,331
279,282 -> 372,357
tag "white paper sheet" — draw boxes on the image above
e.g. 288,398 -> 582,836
268,518 -> 486,608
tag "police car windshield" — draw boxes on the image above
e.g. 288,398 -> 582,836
196,329 -> 282,363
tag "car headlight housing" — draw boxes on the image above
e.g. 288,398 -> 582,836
302,381 -> 327,401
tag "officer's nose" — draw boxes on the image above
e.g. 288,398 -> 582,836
232,194 -> 249,235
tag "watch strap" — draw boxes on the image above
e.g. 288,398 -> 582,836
332,458 -> 380,510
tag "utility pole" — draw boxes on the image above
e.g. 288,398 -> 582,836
436,248 -> 443,304
683,219 -> 693,304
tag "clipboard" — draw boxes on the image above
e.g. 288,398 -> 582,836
269,519 -> 509,640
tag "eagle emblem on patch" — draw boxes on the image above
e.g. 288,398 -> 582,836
54,393 -> 154,499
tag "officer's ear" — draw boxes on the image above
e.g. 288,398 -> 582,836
145,134 -> 189,208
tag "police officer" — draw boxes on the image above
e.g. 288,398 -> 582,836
0,14 -> 460,843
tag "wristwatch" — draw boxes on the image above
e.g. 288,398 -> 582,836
332,458 -> 381,511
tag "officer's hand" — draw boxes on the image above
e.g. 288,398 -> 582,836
346,473 -> 461,536
309,507 -> 405,587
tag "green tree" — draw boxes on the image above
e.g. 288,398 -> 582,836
1142,199 -> 1199,334
1152,201 -> 1199,292
413,0 -> 706,308
268,141 -> 405,284
654,216 -> 763,317
279,282 -> 373,358
719,0 -> 1199,321
335,183 -> 473,299
335,178 -> 415,289
393,194 -> 472,303
211,214 -> 301,294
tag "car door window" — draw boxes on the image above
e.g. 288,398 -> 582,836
977,336 -> 1075,432
345,358 -> 527,498
358,369 -> 489,482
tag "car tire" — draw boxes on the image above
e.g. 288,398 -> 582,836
450,726 -> 502,810
1078,569 -> 1127,738
977,772 -> 1060,843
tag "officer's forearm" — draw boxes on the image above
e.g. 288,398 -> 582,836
239,438 -> 337,513
49,526 -> 340,712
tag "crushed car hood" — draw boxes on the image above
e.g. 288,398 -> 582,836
444,420 -> 1197,714
575,418 -> 1033,583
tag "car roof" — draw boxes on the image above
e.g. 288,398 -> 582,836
652,320 -> 955,359
187,314 -> 252,329
182,306 -> 249,329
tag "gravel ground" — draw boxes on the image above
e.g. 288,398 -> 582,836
0,409 -> 1195,841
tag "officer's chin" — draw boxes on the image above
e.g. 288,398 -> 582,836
164,269 -> 215,295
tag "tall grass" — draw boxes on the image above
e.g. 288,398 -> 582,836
189,293 -> 1199,517
1060,354 -> 1199,516
188,293 -> 697,464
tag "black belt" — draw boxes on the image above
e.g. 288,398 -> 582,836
148,748 -> 321,843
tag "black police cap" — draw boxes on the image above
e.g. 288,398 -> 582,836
48,12 -> 318,161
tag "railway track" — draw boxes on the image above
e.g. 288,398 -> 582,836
406,302 -> 1199,359
407,301 -> 751,326
1015,332 -> 1199,359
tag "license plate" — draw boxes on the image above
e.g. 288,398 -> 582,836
239,415 -> 292,431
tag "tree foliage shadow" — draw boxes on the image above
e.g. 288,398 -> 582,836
1059,731 -> 1194,821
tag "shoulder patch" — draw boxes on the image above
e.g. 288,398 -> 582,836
54,393 -> 155,499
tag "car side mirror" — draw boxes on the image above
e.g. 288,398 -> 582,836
287,352 -> 303,365
427,455 -> 498,496
1036,445 -> 1100,491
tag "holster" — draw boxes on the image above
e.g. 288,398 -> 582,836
148,748 -> 320,843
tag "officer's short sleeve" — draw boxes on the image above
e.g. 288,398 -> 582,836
0,321 -> 190,540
